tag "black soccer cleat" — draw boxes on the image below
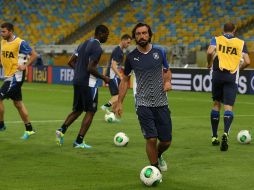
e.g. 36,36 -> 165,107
220,133 -> 228,151
211,137 -> 220,146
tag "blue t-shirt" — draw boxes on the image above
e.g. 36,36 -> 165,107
106,45 -> 124,79
20,40 -> 32,55
124,45 -> 169,107
73,38 -> 102,87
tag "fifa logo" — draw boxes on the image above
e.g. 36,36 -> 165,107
1,51 -> 14,58
218,44 -> 237,55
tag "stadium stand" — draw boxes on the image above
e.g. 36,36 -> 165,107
0,0 -> 116,46
1,0 -> 254,51
1,0 -> 254,67
75,0 -> 254,52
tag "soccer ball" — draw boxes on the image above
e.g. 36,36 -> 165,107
237,130 -> 251,144
140,166 -> 162,186
104,112 -> 116,123
113,132 -> 129,147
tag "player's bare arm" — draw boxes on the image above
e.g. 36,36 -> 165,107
88,60 -> 110,83
18,49 -> 37,71
67,54 -> 77,69
111,59 -> 122,79
163,69 -> 172,92
239,53 -> 250,70
113,75 -> 130,117
207,45 -> 216,68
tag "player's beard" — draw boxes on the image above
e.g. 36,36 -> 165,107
2,33 -> 12,41
136,39 -> 149,47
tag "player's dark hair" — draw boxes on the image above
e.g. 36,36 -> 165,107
1,22 -> 14,32
132,23 -> 153,42
121,34 -> 132,40
224,23 -> 236,33
95,24 -> 109,36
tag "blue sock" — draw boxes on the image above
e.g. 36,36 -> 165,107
224,111 -> 234,135
210,110 -> 220,137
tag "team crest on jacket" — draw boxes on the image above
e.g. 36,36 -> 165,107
153,52 -> 159,60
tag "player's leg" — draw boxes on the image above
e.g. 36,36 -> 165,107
223,81 -> 236,135
58,111 -> 82,134
157,141 -> 170,172
0,81 -> 11,131
56,110 -> 83,145
136,106 -> 160,169
211,101 -> 221,145
220,81 -> 237,151
10,82 -> 35,139
154,106 -> 172,172
146,137 -> 159,167
210,77 -> 223,145
101,78 -> 120,111
73,111 -> 95,149
0,100 -> 6,131
73,86 -> 98,149
13,100 -> 35,139
56,85 -> 83,146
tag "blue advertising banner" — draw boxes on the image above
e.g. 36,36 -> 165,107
52,66 -> 74,85
52,66 -> 103,86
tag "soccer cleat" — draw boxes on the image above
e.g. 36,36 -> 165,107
220,133 -> 228,151
101,105 -> 109,112
73,141 -> 92,149
158,156 -> 167,172
56,130 -> 64,146
21,130 -> 35,140
0,125 -> 6,131
211,137 -> 220,146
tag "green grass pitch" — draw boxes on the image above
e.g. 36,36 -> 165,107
0,82 -> 253,190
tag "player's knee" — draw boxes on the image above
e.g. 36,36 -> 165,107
146,138 -> 157,144
161,141 -> 171,148
213,101 -> 221,110
13,101 -> 23,109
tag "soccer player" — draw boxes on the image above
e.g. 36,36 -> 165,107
101,34 -> 132,112
207,23 -> 250,151
0,22 -> 37,139
114,23 -> 172,172
55,25 -> 110,148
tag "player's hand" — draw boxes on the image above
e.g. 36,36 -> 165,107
18,65 -> 27,71
103,76 -> 110,84
163,81 -> 172,92
113,102 -> 123,117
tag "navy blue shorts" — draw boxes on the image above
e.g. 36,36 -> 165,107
109,78 -> 121,96
212,70 -> 237,106
0,81 -> 23,101
136,106 -> 172,142
73,85 -> 98,113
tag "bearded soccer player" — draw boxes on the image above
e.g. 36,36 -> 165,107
0,22 -> 37,139
207,22 -> 250,151
114,23 -> 172,172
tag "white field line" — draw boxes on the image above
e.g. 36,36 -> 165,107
5,114 -> 254,124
